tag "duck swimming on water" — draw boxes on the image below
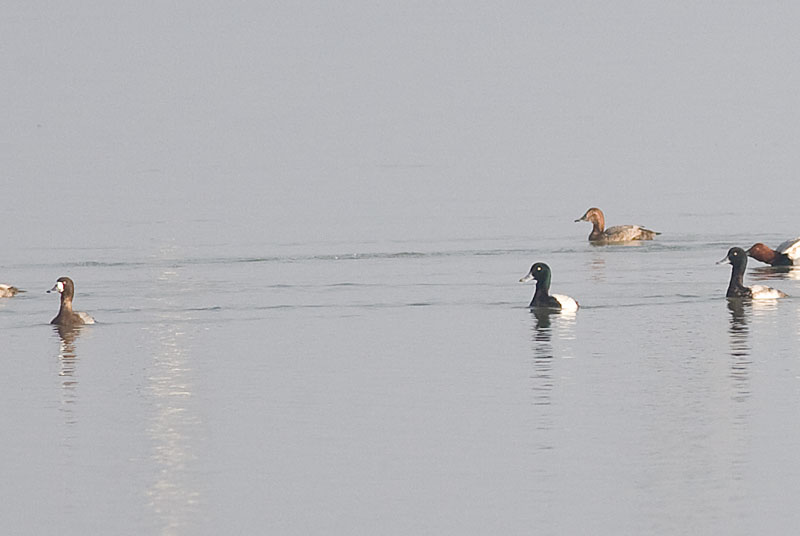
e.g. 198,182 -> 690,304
746,237 -> 800,266
519,262 -> 579,311
717,247 -> 787,299
0,284 -> 22,298
48,276 -> 95,326
574,207 -> 659,243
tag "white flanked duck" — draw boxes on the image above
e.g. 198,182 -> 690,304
0,284 -> 22,298
519,262 -> 579,311
574,207 -> 659,243
48,276 -> 95,326
717,247 -> 787,299
746,237 -> 800,266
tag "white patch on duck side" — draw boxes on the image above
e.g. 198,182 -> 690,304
749,285 -> 788,300
777,237 -> 800,262
552,294 -> 579,312
77,311 -> 95,324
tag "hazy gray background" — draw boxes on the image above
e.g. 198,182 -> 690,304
3,2 -> 799,250
4,2 -> 800,535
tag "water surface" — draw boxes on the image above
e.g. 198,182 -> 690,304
4,227 -> 800,534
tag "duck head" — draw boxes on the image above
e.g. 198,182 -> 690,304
574,207 -> 605,227
746,243 -> 778,264
717,247 -> 748,270
48,276 -> 76,300
520,262 -> 552,289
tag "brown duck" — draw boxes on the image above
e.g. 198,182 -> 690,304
575,207 -> 659,243
48,276 -> 95,326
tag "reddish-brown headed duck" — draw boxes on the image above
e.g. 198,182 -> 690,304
746,238 -> 800,266
47,276 -> 95,326
574,207 -> 659,243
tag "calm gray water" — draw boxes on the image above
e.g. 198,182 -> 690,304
3,220 -> 800,535
4,2 -> 800,535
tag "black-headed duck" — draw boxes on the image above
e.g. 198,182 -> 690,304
574,207 -> 659,243
48,276 -> 95,326
0,284 -> 22,298
746,238 -> 800,266
717,247 -> 787,299
519,262 -> 579,311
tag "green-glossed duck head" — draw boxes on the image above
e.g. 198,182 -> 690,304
519,262 -> 552,288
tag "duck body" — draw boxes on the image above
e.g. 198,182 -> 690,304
575,207 -> 659,243
747,237 -> 800,266
718,247 -> 787,299
48,277 -> 95,326
520,262 -> 579,312
0,284 -> 22,298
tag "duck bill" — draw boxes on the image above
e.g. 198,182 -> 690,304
519,273 -> 535,283
47,282 -> 63,294
574,216 -> 585,222
716,257 -> 730,265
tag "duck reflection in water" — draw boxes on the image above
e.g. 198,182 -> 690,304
529,309 -> 555,407
590,256 -> 606,283
726,299 -> 751,403
532,308 -> 555,335
53,324 -> 84,427
55,324 -> 82,374
749,265 -> 800,282
529,307 -> 577,353
727,296 -> 746,324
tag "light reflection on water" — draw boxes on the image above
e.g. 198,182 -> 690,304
144,265 -> 203,535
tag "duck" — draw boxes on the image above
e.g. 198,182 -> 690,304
519,262 -> 579,311
574,207 -> 659,243
746,237 -> 800,266
717,247 -> 787,299
47,276 -> 95,326
0,284 -> 22,298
